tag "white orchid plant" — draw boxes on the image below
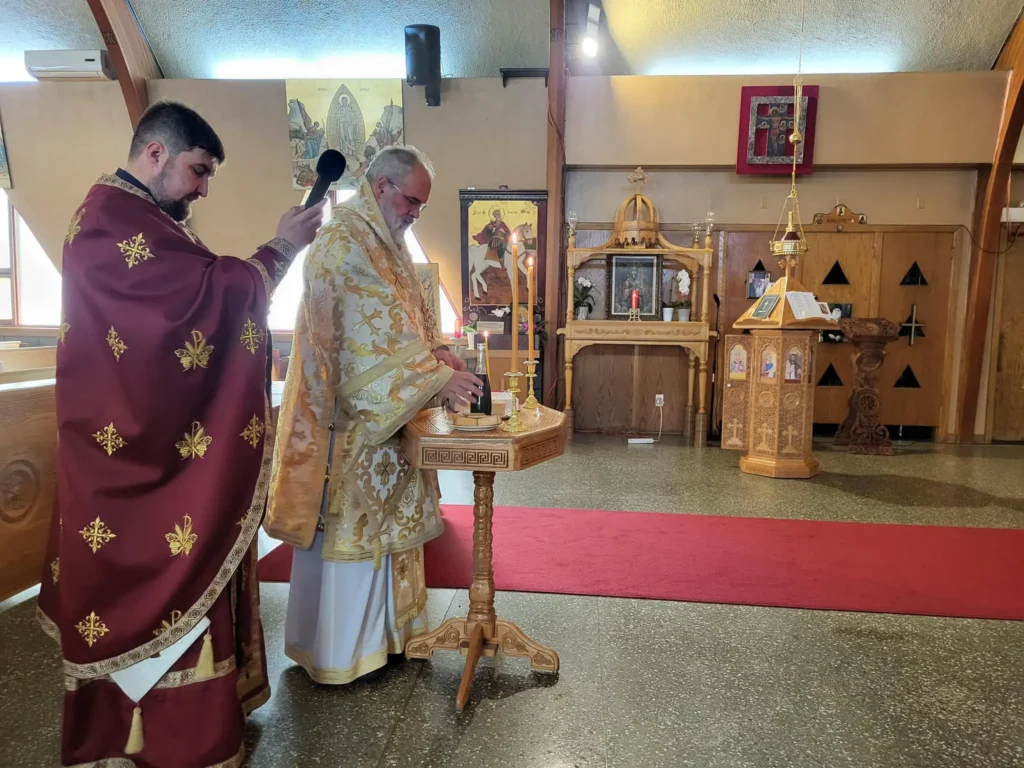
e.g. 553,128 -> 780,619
574,275 -> 596,312
676,270 -> 692,309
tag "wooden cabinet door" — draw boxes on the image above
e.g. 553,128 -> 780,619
801,232 -> 877,425
876,232 -> 954,428
991,242 -> 1024,441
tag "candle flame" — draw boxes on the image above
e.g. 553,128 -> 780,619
527,256 -> 534,267
511,232 -> 518,243
484,330 -> 489,338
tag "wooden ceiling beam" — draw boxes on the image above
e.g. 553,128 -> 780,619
544,0 -> 567,407
957,15 -> 1024,440
86,0 -> 162,128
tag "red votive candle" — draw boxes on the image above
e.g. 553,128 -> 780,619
631,289 -> 640,310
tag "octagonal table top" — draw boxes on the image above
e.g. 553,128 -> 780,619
401,406 -> 566,472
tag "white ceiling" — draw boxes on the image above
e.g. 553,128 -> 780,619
0,0 -> 102,80
601,0 -> 1024,75
0,0 -> 1021,81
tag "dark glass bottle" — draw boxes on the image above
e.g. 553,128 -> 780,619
470,343 -> 492,415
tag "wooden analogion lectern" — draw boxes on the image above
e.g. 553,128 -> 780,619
722,212 -> 838,479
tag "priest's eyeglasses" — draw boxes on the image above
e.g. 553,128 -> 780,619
388,181 -> 428,213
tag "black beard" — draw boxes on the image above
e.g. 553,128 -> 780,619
157,198 -> 192,222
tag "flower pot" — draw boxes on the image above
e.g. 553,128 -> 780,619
677,308 -> 691,322
662,307 -> 675,322
576,306 -> 590,321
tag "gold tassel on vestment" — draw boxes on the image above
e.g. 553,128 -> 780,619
196,631 -> 215,680
372,536 -> 382,571
124,706 -> 144,755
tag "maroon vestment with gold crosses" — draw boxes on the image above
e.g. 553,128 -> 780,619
36,173 -> 296,768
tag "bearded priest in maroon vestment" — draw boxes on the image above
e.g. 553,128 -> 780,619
36,101 -> 327,768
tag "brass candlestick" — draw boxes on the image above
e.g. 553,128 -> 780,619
522,359 -> 540,410
628,308 -> 642,322
501,372 -> 528,433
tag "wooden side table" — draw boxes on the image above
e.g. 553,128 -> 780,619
401,406 -> 567,711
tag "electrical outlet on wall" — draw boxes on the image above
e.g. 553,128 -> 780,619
655,394 -> 665,407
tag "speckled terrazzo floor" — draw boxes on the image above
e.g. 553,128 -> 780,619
2,439 -> 1023,767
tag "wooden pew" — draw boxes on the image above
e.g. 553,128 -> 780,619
0,376 -> 57,600
0,346 -> 56,373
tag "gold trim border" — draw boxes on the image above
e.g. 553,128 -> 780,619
247,258 -> 272,297
95,174 -> 155,204
285,642 -> 396,685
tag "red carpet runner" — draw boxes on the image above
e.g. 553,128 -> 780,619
258,505 -> 1024,621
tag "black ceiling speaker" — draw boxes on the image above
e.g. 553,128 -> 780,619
405,24 -> 441,107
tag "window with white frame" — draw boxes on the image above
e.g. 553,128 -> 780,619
0,189 -> 62,327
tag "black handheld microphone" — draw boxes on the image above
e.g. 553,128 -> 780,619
305,150 -> 346,209
713,293 -> 720,306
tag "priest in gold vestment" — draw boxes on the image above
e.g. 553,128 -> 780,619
266,146 -> 482,683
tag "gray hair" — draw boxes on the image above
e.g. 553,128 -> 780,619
365,145 -> 435,185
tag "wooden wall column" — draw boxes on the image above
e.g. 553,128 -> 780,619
86,0 -> 163,127
544,0 -> 567,406
958,15 -> 1024,439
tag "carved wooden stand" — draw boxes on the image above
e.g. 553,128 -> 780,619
405,472 -> 558,711
401,406 -> 566,712
833,318 -> 899,455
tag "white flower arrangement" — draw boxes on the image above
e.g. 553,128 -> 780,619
676,270 -> 691,297
492,306 -> 511,318
576,276 -> 593,289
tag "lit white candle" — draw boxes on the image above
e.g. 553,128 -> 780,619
510,233 -> 519,374
527,256 -> 535,362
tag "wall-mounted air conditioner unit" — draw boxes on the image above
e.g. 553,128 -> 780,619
24,50 -> 115,81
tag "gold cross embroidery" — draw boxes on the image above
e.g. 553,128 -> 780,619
375,452 -> 396,485
50,558 -> 59,585
75,611 -> 109,647
166,515 -> 198,557
119,233 -> 153,269
355,306 -> 384,334
106,327 -> 128,361
175,329 -> 214,371
176,422 -> 213,460
57,321 -> 70,345
153,609 -> 183,637
66,208 -> 85,246
80,517 -> 117,553
93,423 -> 126,456
239,319 -> 265,354
240,415 -> 264,448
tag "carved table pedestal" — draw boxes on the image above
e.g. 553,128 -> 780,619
401,406 -> 567,711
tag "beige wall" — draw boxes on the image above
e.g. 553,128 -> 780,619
405,78 -> 548,299
147,80 -> 303,257
567,168 -> 978,226
0,77 -> 547,305
0,81 -> 131,270
567,73 -> 1005,168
